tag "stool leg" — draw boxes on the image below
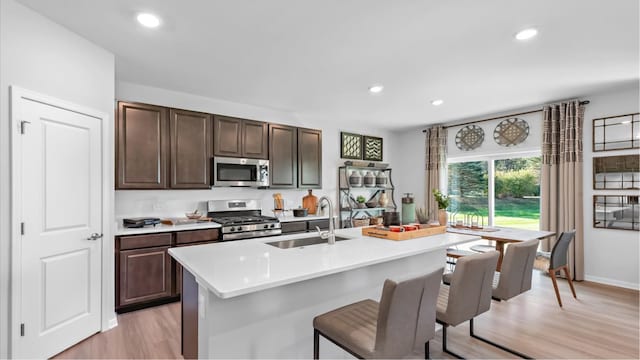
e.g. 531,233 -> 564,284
441,325 -> 464,359
424,341 -> 429,359
313,329 -> 319,359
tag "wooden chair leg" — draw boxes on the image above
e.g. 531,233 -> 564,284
549,269 -> 563,307
563,266 -> 577,299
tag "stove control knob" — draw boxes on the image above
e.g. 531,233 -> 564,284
237,226 -> 243,231
270,224 -> 275,228
229,227 -> 235,232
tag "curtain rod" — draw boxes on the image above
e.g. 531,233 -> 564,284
422,100 -> 590,132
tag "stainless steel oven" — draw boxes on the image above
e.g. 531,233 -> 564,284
212,157 -> 269,187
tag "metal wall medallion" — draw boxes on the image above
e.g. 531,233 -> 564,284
455,125 -> 485,151
494,118 -> 529,147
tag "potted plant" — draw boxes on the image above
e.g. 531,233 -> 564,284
356,195 -> 367,208
432,189 -> 450,225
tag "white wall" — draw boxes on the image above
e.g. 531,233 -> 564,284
582,84 -> 639,289
115,82 -> 399,225
393,83 -> 640,289
0,0 -> 115,356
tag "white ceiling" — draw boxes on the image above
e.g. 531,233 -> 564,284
17,0 -> 640,130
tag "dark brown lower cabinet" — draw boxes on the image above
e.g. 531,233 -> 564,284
281,218 -> 332,234
117,245 -> 173,309
116,229 -> 219,312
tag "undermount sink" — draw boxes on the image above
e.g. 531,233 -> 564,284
266,235 -> 351,249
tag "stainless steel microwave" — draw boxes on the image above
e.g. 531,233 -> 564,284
212,157 -> 269,187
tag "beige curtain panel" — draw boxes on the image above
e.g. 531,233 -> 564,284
540,100 -> 585,281
425,126 -> 447,220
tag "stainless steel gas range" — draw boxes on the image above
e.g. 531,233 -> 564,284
207,199 -> 281,241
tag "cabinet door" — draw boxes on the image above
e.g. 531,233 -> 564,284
213,115 -> 242,157
269,124 -> 298,188
116,102 -> 169,189
117,246 -> 172,308
242,120 -> 268,159
170,109 -> 213,188
298,128 -> 322,188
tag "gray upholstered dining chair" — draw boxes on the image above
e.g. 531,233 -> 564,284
443,239 -> 539,301
313,267 -> 443,359
436,251 -> 499,359
538,230 -> 577,307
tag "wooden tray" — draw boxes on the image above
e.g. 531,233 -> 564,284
361,225 -> 447,241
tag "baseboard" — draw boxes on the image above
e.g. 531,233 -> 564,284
106,315 -> 118,330
584,275 -> 639,290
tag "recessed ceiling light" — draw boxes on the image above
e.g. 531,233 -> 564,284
515,28 -> 538,41
369,85 -> 384,94
137,13 -> 160,28
431,99 -> 444,106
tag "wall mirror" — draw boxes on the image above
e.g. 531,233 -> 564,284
593,113 -> 639,151
593,195 -> 639,231
593,155 -> 640,189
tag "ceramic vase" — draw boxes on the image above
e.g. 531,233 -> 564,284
438,209 -> 447,226
349,171 -> 362,187
378,191 -> 389,207
363,171 -> 375,187
375,171 -> 387,187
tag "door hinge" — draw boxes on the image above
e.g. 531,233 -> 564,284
20,120 -> 31,134
20,323 -> 24,336
20,222 -> 25,235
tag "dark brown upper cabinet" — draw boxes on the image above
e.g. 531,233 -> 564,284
214,115 -> 268,159
269,124 -> 298,188
116,102 -> 169,189
297,128 -> 322,188
170,109 -> 213,189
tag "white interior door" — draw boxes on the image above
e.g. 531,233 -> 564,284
14,94 -> 102,358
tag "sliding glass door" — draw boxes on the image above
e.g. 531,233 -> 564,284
447,155 -> 541,229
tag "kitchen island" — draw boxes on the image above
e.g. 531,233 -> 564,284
169,227 -> 480,359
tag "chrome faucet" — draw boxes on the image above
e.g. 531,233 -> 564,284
315,196 -> 336,245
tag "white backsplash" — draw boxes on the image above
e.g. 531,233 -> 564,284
115,188 -> 331,220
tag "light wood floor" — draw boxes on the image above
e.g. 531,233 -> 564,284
55,271 -> 639,359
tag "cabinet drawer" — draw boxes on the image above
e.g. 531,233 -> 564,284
175,229 -> 220,245
307,219 -> 330,231
118,233 -> 172,250
281,221 -> 307,234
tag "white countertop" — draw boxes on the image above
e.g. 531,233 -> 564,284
115,221 -> 222,236
169,228 -> 479,299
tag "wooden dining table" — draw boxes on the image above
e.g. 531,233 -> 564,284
446,226 -> 556,271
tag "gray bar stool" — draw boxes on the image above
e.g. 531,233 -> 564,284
443,239 -> 538,358
436,251 -> 499,359
313,267 -> 443,359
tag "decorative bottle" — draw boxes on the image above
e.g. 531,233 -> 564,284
378,191 -> 389,207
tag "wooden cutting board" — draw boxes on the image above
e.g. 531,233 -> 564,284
361,225 -> 446,241
302,190 -> 318,215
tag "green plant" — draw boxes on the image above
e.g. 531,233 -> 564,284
356,195 -> 366,203
432,189 -> 450,209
